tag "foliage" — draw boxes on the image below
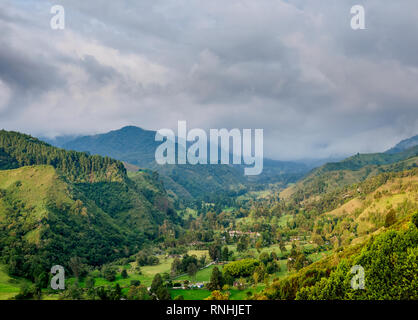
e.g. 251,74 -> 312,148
296,222 -> 418,299
223,259 -> 259,278
0,130 -> 181,283
207,267 -> 224,291
205,290 -> 230,300
0,130 -> 126,183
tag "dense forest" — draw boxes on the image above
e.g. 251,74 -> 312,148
0,130 -> 126,183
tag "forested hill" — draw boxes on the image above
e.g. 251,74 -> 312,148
62,126 -> 158,168
281,145 -> 418,202
0,130 -> 127,183
320,145 -> 418,172
259,167 -> 418,300
0,130 -> 181,283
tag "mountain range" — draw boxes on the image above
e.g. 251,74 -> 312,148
1,128 -> 417,299
46,126 -> 310,200
385,134 -> 418,154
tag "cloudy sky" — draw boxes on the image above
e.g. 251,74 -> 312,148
0,0 -> 417,160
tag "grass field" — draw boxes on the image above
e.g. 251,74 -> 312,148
170,286 -> 265,300
0,264 -> 29,300
308,250 -> 332,262
68,250 -> 210,289
174,265 -> 215,282
179,207 -> 199,218
69,257 -> 176,288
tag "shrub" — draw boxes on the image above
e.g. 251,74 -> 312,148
130,280 -> 141,286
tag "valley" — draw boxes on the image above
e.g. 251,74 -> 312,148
0,129 -> 417,300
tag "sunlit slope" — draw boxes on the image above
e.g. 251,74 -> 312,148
281,151 -> 418,202
315,168 -> 418,246
0,166 -> 139,265
261,168 -> 418,300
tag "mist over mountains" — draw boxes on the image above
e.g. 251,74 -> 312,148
43,126 -> 310,199
385,134 -> 418,154
40,126 -> 418,202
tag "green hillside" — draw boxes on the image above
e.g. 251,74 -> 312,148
321,145 -> 418,171
0,130 -> 126,183
281,147 -> 418,202
0,131 -> 181,285
258,168 -> 418,300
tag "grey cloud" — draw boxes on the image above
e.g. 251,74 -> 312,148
79,55 -> 121,85
0,0 -> 417,159
0,41 -> 64,92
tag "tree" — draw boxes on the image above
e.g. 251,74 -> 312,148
312,234 -> 324,246
187,263 -> 198,281
69,256 -> 84,279
385,209 -> 397,227
121,269 -> 128,279
86,276 -> 95,289
150,273 -> 163,295
253,264 -> 266,284
110,283 -> 122,300
279,241 -> 286,253
137,250 -> 158,266
259,252 -> 270,265
67,282 -> 82,300
207,267 -> 224,291
266,261 -> 279,274
156,286 -> 171,300
199,255 -> 207,268
85,276 -> 96,299
103,266 -> 116,282
15,283 -> 37,300
237,235 -> 249,252
209,243 -> 222,262
205,290 -> 230,300
171,257 -> 182,277
135,265 -> 142,275
130,280 -> 141,286
221,247 -> 230,261
127,285 -> 151,300
412,212 -> 418,227
223,270 -> 234,286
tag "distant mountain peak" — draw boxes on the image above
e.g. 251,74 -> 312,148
118,125 -> 147,132
385,134 -> 418,154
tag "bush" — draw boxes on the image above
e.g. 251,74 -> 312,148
130,280 -> 141,286
14,283 -> 38,300
102,266 -> 116,282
